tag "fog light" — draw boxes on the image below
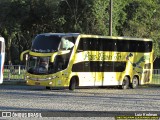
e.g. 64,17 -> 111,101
49,82 -> 53,85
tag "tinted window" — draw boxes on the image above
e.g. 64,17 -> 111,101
77,38 -> 97,51
78,38 -> 152,52
31,35 -> 61,53
72,61 -> 126,72
103,62 -> 126,72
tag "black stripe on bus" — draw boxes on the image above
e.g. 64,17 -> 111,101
72,61 -> 126,72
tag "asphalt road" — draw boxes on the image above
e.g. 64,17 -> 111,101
0,84 -> 160,119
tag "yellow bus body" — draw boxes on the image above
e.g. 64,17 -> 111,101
21,34 -> 153,89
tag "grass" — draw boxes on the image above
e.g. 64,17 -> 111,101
152,74 -> 160,84
3,69 -> 25,80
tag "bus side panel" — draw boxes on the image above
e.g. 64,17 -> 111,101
103,72 -> 123,86
77,72 -> 95,86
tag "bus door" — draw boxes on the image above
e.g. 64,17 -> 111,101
94,39 -> 103,86
94,61 -> 103,86
85,38 -> 102,86
75,38 -> 95,86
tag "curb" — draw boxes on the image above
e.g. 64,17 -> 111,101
2,80 -> 26,86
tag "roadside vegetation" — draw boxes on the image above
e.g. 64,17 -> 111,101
0,0 -> 160,64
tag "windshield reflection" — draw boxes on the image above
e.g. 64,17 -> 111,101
31,35 -> 61,53
59,37 -> 75,50
31,35 -> 76,53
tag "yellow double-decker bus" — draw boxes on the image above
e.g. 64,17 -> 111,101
21,33 -> 153,90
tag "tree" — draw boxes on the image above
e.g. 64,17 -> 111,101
122,0 -> 160,59
0,0 -> 60,64
0,0 -> 24,64
1,0 -> 160,64
57,0 -> 87,33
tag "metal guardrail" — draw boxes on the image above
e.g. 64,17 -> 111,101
152,69 -> 160,84
4,65 -> 26,80
153,69 -> 160,74
3,65 -> 160,84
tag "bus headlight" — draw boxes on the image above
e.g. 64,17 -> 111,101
26,76 -> 30,79
49,82 -> 53,85
46,76 -> 57,80
46,77 -> 52,80
52,76 -> 57,79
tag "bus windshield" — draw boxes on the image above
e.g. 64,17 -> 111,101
31,35 -> 76,53
31,35 -> 61,53
27,56 -> 52,74
28,35 -> 76,74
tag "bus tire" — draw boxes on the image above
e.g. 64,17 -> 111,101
120,76 -> 130,89
131,76 -> 139,89
69,78 -> 76,90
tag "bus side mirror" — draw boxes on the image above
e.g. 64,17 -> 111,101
20,50 -> 29,61
50,52 -> 58,63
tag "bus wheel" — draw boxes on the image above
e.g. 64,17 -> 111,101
131,76 -> 139,89
121,76 -> 130,89
69,78 -> 76,90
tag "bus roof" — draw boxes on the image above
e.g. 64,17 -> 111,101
36,33 -> 152,41
37,33 -> 80,37
79,34 -> 152,41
